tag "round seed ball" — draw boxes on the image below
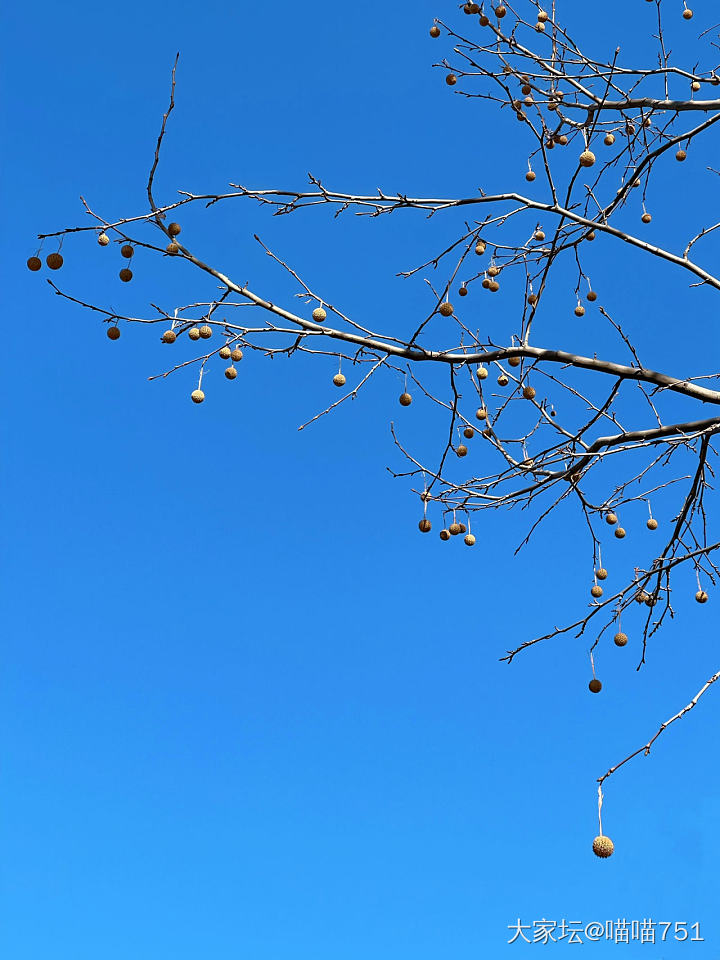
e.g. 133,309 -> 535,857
614,632 -> 628,647
312,306 -> 327,322
525,170 -> 536,182
479,13 -> 490,25
333,373 -> 346,387
449,522 -> 462,536
107,326 -> 121,340
476,408 -> 487,421
647,518 -> 658,530
439,529 -> 451,541
605,512 -> 618,525
497,374 -> 509,386
488,280 -> 500,292
188,327 -> 201,341
523,385 -> 536,400
592,835 -> 614,858
579,149 -> 596,168
696,590 -> 709,603
589,678 -> 602,693
464,534 -> 476,546
120,244 -> 134,258
614,526 -> 626,539
27,256 -> 42,271
119,268 -> 133,282
596,568 -> 608,580
46,252 -> 64,270
231,347 -> 243,362
191,389 -> 205,404
528,293 -> 538,305
508,356 -> 520,367
495,4 -> 507,16
459,285 -> 468,297
641,213 -> 652,224
477,366 -> 489,380
225,366 -> 238,380
166,242 -> 180,255
457,444 -> 468,457
429,24 -> 441,37
534,230 -> 545,241
199,325 -> 213,339
446,74 -> 457,86
575,304 -> 586,317
168,222 -> 182,237
604,133 -> 615,146
676,149 -> 687,161
399,392 -> 412,407
419,518 -> 432,533
692,80 -> 701,92
458,522 -> 467,534
683,8 -> 693,19
475,240 -> 487,255
587,290 -> 598,302
98,232 -> 110,246
439,302 -> 454,317
463,426 -> 475,439
161,330 -> 177,344
591,585 -> 603,598
219,346 -> 232,359
537,9 -> 548,21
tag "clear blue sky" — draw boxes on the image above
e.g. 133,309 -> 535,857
3,1 -> 719,957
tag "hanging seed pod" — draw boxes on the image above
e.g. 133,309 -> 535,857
575,304 -> 586,317
676,149 -> 687,161
312,307 -> 327,322
647,518 -> 658,530
592,835 -> 614,858
166,242 -> 180,255
525,170 -> 536,182
476,408 -> 487,421
459,285 -> 468,297
219,346 -> 232,360
463,426 -> 475,439
604,133 -> 615,146
168,222 -> 182,236
588,679 -> 602,693
457,444 -> 468,457
605,512 -> 618,525
46,252 -> 64,270
488,280 -> 500,292
497,373 -> 509,386
477,365 -> 489,380
528,293 -> 538,305
587,290 -> 597,302
98,232 -> 110,246
579,149 -> 596,167
449,522 -> 462,536
429,24 -> 441,37
120,244 -> 134,259
191,389 -> 205,404
696,590 -> 709,603
591,585 -> 603,598
641,212 -> 652,224
225,366 -> 238,380
446,74 -> 457,86
495,4 -> 507,17
399,392 -> 412,406
508,355 -> 520,367
107,326 -> 121,340
522,385 -> 536,400
614,632 -> 628,647
683,8 -> 693,19
596,568 -> 608,580
474,240 -> 486,255
333,373 -> 346,387
439,302 -> 454,317
439,529 -> 451,541
231,347 -> 244,362
199,325 -> 213,339
458,522 -> 467,534
188,327 -> 201,341
534,230 -> 545,241
27,256 -> 42,271
464,533 -> 476,546
119,268 -> 133,282
614,527 -> 626,539
418,518 -> 432,533
161,330 -> 177,344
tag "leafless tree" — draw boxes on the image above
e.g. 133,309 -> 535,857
29,1 -> 720,857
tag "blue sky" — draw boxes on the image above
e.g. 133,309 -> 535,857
3,1 -> 719,957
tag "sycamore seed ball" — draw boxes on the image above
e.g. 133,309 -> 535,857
587,290 -> 598,302
168,222 -> 182,237
231,347 -> 243,362
596,568 -> 608,580
418,518 -> 432,533
579,149 -> 596,168
534,230 -> 545,241
592,835 -> 614,858
498,373 -> 509,386
528,293 -> 538,305
476,407 -> 487,421
446,73 -> 457,86
615,526 -> 626,539
120,244 -> 134,258
98,232 -> 110,246
333,373 -> 346,387
464,426 -> 475,439
188,327 -> 201,341
225,366 -> 238,380
647,518 -> 658,530
537,9 -> 548,21
508,356 -> 520,367
477,365 -> 489,380
429,24 -> 441,37
459,285 -> 468,297
606,512 -> 618,525
641,212 -> 652,224
312,306 -> 327,322
27,256 -> 42,271
535,21 -> 545,31
475,240 -> 486,255
614,632 -> 628,647
46,252 -> 64,270
219,346 -> 232,359
464,534 -> 476,546
440,529 -> 451,541
119,268 -> 133,282
439,302 -> 454,317
591,585 -> 603,598
526,170 -> 536,182
191,389 -> 205,404
696,590 -> 709,603
683,8 -> 693,18
107,326 -> 121,340
487,265 -> 500,278
479,13 -> 490,25
676,149 -> 687,161
692,80 -> 701,92
161,330 -> 177,344
399,392 -> 412,407
457,444 -> 468,457
523,385 -> 536,400
495,4 -> 507,17
457,522 -> 467,534
488,280 -> 500,292
604,133 -> 615,146
589,678 -> 602,693
199,325 -> 212,339
449,522 -> 462,536
166,242 -> 180,255
575,304 -> 586,317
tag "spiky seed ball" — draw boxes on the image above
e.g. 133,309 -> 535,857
463,426 -> 474,439
575,304 -> 586,317
591,585 -> 603,598
429,24 -> 441,37
479,14 -> 490,26
523,385 -> 536,400
696,590 -> 709,603
692,80 -> 701,92
475,240 -> 487,255
477,366 -> 489,380
120,244 -> 134,258
579,149 -> 596,168
508,356 -> 520,367
459,285 -> 468,297
27,256 -> 42,271
596,568 -> 608,580
528,293 -> 538,305
482,427 -> 493,438
676,149 -> 687,162
457,522 -> 467,534
418,518 -> 432,533
534,230 -> 545,241
587,290 -> 598,302
457,444 -> 468,457
107,326 -> 121,340
227,349 -> 242,365
439,529 -> 451,541
537,8 -> 548,21
333,373 -> 346,387
683,9 -> 693,20
476,407 -> 487,421
446,73 -> 457,86
119,268 -> 133,282
464,533 -> 476,546
589,678 -> 602,693
614,527 -> 626,539
161,330 -> 177,344
199,325 -> 212,339
498,373 -> 509,386
558,135 -> 568,146
312,306 -> 327,322
641,213 -> 652,224
449,522 -> 462,536
166,242 -> 180,255
399,392 -> 412,407
521,84 -> 532,95
604,133 -> 615,146
191,389 -> 205,404
225,366 -> 238,380
168,222 -> 182,237
645,595 -> 657,607
525,170 -> 536,182
219,346 -> 232,359
614,632 -> 628,647
592,835 -> 614,858
188,327 -> 201,341
98,232 -> 110,246
46,252 -> 63,270
647,518 -> 658,530
489,280 -> 500,292
587,231 -> 596,241
495,4 -> 507,16
635,590 -> 650,604
482,278 -> 491,289
439,302 -> 454,317
535,21 -> 545,31
488,265 -> 500,277
605,512 -> 618,525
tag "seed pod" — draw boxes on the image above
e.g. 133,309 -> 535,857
683,8 -> 693,19
587,231 -> 596,241
508,356 -> 520,367
587,290 -> 597,302
535,21 -> 545,31
592,835 -> 614,858
614,527 -> 626,539
459,285 -> 468,297
588,678 -> 602,693
439,302 -> 454,317
528,293 -> 538,305
231,347 -> 244,362
635,590 -> 650,604
446,73 -> 457,86
591,585 -> 603,598
312,306 -> 327,322
696,590 -> 709,603
98,232 -> 110,246
458,522 -> 467,534
495,4 -> 507,16
166,242 -> 180,255
168,222 -> 182,236
604,133 -> 615,146
488,280 -> 500,292
557,135 -> 568,146
614,632 -> 628,647
523,385 -> 536,400
579,149 -> 596,168
474,240 -> 486,255
463,426 -> 475,439
107,326 -> 121,340
399,392 -> 412,407
647,518 -> 658,530
497,374 -> 509,386
605,512 -> 618,525
692,80 -> 701,92
219,346 -> 232,359
225,366 -> 238,380
574,304 -> 586,317
46,252 -> 64,270
449,522 -> 462,536
119,268 -> 133,282
477,365 -> 488,380
482,427 -> 493,438
161,330 -> 177,344
596,568 -> 608,580
191,389 -> 205,404
476,407 -> 487,421
188,327 -> 201,341
199,325 -> 213,339
479,14 -> 490,25
464,534 -> 476,546
482,279 -> 491,289
645,594 -> 657,607
333,373 -> 346,387
534,230 -> 545,241
457,444 -> 468,457
525,170 -> 536,182
439,529 -> 451,541
641,212 -> 652,224
429,24 -> 441,37
120,244 -> 134,258
27,256 -> 42,271
676,149 -> 687,161
537,9 -> 548,21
